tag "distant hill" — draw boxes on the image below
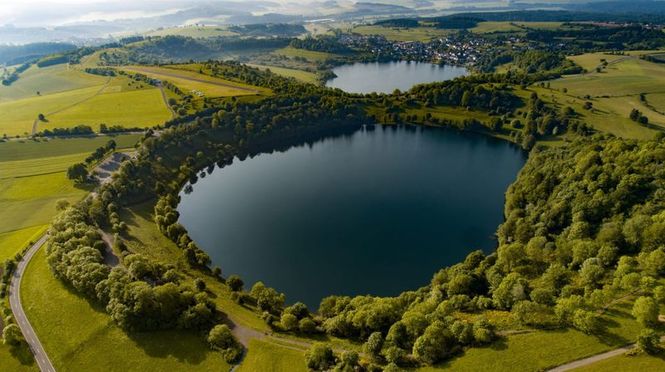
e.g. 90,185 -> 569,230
0,42 -> 77,65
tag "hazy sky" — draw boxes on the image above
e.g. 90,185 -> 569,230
0,0 -> 301,26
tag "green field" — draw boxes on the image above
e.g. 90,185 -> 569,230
0,344 -> 35,372
46,87 -> 171,131
21,248 -> 230,371
0,135 -> 141,162
534,53 -> 665,139
121,65 -> 269,97
574,351 -> 665,371
0,64 -> 107,103
354,25 -> 452,42
237,339 -> 308,372
273,46 -> 335,62
0,134 -> 139,267
145,26 -> 237,38
246,64 -> 318,84
470,22 -> 524,34
0,74 -> 171,136
422,301 -> 641,372
0,225 -> 46,263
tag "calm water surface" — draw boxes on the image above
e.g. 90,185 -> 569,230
325,61 -> 468,94
178,126 -> 525,308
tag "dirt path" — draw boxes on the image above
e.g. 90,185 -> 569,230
99,230 -> 120,267
157,83 -> 177,118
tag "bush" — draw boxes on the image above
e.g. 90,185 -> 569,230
305,343 -> 336,371
227,275 -> 244,292
2,324 -> 23,346
636,328 -> 661,354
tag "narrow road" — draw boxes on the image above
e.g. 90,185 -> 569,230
8,234 -> 56,372
6,150 -> 137,372
548,335 -> 665,371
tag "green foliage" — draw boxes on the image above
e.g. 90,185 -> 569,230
305,343 -> 336,371
632,296 -> 659,327
636,328 -> 661,354
207,324 -> 243,364
363,331 -> 384,358
2,324 -> 23,346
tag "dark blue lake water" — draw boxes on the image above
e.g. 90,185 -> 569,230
178,125 -> 525,308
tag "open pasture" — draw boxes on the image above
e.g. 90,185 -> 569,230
353,25 -> 452,42
246,64 -> 318,84
273,46 -> 335,62
21,248 -> 230,371
0,64 -> 107,103
145,26 -> 237,38
121,65 -> 269,97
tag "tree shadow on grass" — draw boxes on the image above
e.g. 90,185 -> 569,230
125,330 -> 213,366
10,342 -> 35,366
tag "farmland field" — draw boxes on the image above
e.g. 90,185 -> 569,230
246,64 -> 318,84
0,72 -> 171,135
0,134 -> 139,266
0,64 -> 107,103
145,26 -> 237,38
273,46 -> 336,62
353,25 -> 452,42
120,65 -> 270,97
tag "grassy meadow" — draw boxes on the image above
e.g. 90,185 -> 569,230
145,26 -> 238,38
237,339 -> 308,372
573,350 -> 665,371
273,46 -> 335,62
0,64 -> 107,103
353,25 -> 452,42
246,64 -> 318,84
121,65 -> 270,97
21,248 -> 230,371
0,71 -> 171,136
0,135 -> 139,269
422,300 -> 642,371
525,53 -> 665,140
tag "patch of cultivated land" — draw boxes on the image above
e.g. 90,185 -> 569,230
0,64 -> 107,103
273,46 -> 335,62
535,53 -> 665,139
145,26 -> 238,38
120,65 -> 270,97
246,64 -> 318,84
0,135 -> 139,268
353,25 -> 452,42
0,73 -> 171,136
46,88 -> 172,131
20,248 -> 230,371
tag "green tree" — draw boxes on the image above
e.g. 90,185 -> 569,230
2,324 -> 23,346
305,343 -> 336,371
281,313 -> 298,331
227,275 -> 243,292
363,331 -> 384,359
632,296 -> 658,327
636,328 -> 661,354
67,163 -> 88,183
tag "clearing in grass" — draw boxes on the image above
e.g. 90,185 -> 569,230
237,339 -> 308,372
246,64 -> 318,84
